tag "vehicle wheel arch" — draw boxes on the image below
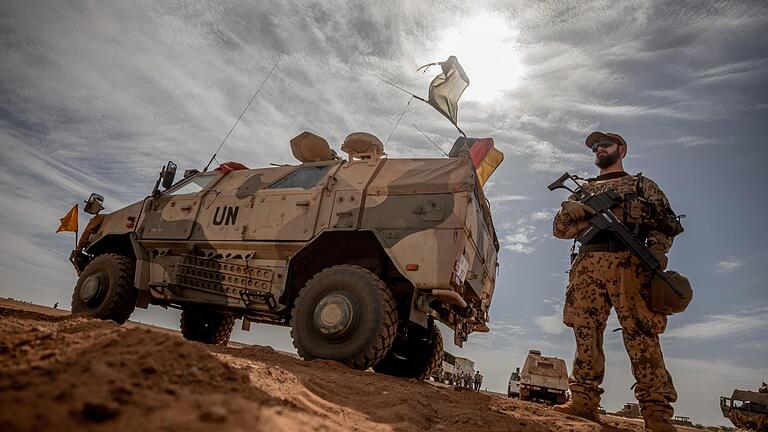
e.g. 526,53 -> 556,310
85,234 -> 136,260
283,230 -> 414,322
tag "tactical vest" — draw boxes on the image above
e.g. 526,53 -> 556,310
581,172 -> 682,243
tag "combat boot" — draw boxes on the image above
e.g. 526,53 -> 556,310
551,399 -> 599,421
643,414 -> 676,432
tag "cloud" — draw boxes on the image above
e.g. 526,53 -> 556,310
715,257 -> 743,273
529,208 -> 556,221
534,313 -> 565,335
533,300 -> 566,335
497,208 -> 556,253
489,321 -> 527,336
499,138 -> 590,173
666,307 -> 768,340
487,194 -> 530,204
502,225 -> 537,254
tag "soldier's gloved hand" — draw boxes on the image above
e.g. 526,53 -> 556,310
648,244 -> 668,270
560,201 -> 596,222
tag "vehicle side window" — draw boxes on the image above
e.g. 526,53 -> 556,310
269,166 -> 330,189
167,174 -> 217,196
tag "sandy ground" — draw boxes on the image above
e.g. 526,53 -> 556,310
0,298 -> 706,432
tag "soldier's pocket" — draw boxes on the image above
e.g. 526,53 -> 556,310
570,252 -> 588,273
621,200 -> 642,224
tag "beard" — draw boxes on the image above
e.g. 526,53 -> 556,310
594,148 -> 620,168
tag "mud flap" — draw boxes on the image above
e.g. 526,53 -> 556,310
130,233 -> 150,292
135,290 -> 150,309
453,320 -> 468,347
408,290 -> 428,328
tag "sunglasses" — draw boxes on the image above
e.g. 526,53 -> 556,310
591,140 -> 617,152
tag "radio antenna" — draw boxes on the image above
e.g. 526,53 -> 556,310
204,59 -> 281,172
412,123 -> 449,157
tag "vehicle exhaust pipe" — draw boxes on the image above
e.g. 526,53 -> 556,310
430,289 -> 468,309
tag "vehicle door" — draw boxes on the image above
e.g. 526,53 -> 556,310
138,172 -> 221,240
191,169 -> 257,242
245,162 -> 337,241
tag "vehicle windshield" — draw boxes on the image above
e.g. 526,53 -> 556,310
168,173 -> 218,195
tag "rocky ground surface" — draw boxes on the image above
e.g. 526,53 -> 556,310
0,298 -> 707,432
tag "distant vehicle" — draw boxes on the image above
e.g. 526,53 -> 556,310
454,356 -> 476,377
431,350 -> 457,384
431,351 -> 474,387
518,350 -> 568,405
508,367 -> 521,398
671,416 -> 693,427
614,402 -> 641,419
720,387 -> 767,431
67,131 -> 500,381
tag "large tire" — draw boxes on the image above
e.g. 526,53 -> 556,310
373,320 -> 443,380
290,265 -> 397,370
71,253 -> 137,324
180,308 -> 236,345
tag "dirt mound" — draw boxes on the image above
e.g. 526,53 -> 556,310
0,300 -> 651,431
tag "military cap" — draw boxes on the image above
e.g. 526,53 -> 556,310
585,131 -> 627,149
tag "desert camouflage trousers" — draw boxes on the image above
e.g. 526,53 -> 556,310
563,251 -> 677,419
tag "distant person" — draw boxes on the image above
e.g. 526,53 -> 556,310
551,132 -> 684,432
474,371 -> 483,391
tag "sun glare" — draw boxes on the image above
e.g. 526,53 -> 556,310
434,14 -> 524,102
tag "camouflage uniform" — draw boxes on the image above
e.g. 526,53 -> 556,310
553,171 -> 678,420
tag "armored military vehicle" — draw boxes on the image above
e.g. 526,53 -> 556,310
670,415 -> 693,427
518,350 -> 568,405
720,386 -> 768,431
614,402 -> 642,418
68,131 -> 499,380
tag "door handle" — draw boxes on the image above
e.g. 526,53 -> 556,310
296,200 -> 310,207
180,205 -> 193,211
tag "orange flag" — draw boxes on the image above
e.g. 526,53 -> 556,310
56,204 -> 78,233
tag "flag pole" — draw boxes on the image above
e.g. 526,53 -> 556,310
380,79 -> 466,138
73,203 -> 79,251
380,79 -> 427,103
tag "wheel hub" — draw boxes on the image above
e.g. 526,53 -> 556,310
313,292 -> 354,337
80,272 -> 107,304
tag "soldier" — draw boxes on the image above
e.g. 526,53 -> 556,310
474,371 -> 483,391
551,132 -> 680,432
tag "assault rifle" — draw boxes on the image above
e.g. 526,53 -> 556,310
548,172 -> 686,299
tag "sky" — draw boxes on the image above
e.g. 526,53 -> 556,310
1,0 -> 767,426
